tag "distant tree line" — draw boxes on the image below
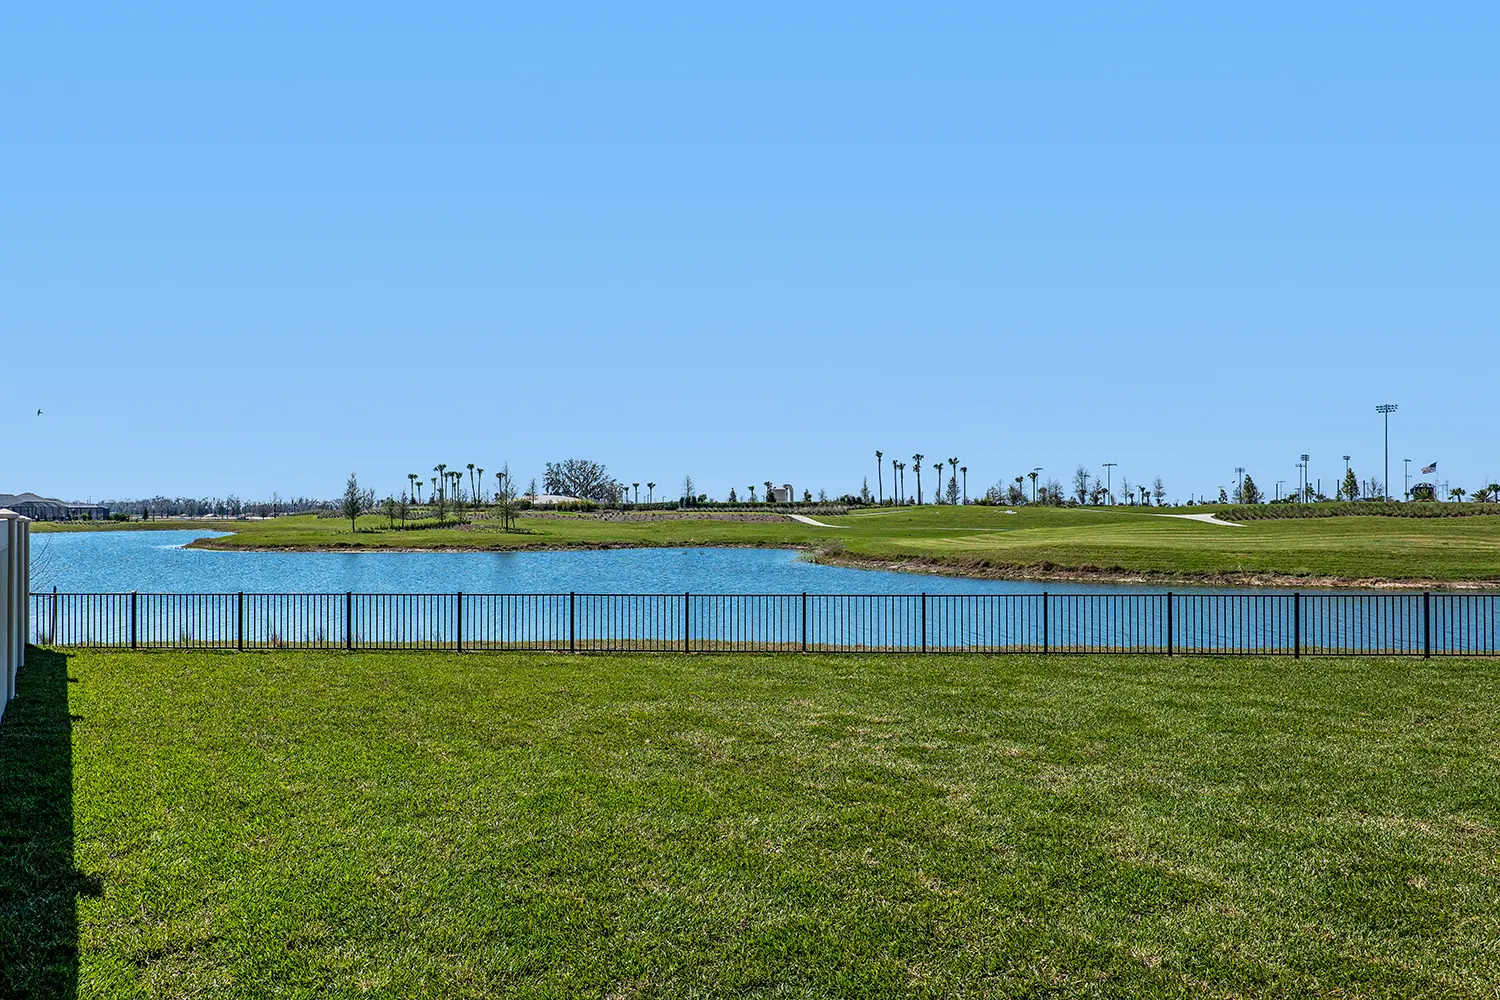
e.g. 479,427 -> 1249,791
104,493 -> 330,519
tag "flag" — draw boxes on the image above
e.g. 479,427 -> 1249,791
1420,461 -> 1437,475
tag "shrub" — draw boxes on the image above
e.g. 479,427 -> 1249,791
1217,501 -> 1500,520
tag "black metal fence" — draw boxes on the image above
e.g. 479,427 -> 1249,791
26,590 -> 1500,655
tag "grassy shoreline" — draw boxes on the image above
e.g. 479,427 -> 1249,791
34,507 -> 1500,589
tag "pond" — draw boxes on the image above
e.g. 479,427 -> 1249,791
32,529 -> 1223,597
27,531 -> 1496,655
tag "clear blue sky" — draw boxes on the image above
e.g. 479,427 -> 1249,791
6,4 -> 1497,503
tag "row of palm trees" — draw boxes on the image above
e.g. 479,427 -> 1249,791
1444,483 -> 1500,502
403,463 -> 519,507
404,467 -> 680,507
873,451 -> 969,505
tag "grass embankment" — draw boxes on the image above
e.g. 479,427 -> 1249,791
38,506 -> 1500,586
3,648 -> 1497,997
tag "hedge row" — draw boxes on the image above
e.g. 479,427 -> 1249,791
1216,501 -> 1500,520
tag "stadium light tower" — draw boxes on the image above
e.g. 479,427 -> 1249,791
1102,462 -> 1117,503
1234,466 -> 1245,502
1300,454 -> 1310,501
1403,458 -> 1412,499
1376,404 -> 1398,500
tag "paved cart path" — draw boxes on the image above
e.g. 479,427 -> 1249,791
1152,512 -> 1244,527
804,509 -> 1242,528
1072,507 -> 1245,527
786,513 -> 845,528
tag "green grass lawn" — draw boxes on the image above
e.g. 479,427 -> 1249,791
38,506 -> 1500,584
4,647 -> 1499,997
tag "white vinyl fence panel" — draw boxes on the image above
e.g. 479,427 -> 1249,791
1,509 -> 32,721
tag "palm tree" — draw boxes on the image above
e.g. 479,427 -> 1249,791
764,480 -> 774,503
1451,486 -> 1467,502
632,483 -> 640,503
912,454 -> 925,504
897,462 -> 906,503
748,484 -> 757,502
932,463 -> 943,503
1028,470 -> 1039,502
647,482 -> 656,503
407,473 -> 419,505
891,457 -> 899,505
476,467 -> 485,504
960,466 -> 968,504
875,450 -> 884,505
467,463 -> 476,500
1488,483 -> 1500,505
948,457 -> 959,493
434,463 -> 447,501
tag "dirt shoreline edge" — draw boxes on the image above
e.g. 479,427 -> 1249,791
183,537 -> 1500,592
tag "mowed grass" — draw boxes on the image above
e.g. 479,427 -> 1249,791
4,648 -> 1499,997
40,506 -> 1500,583
826,507 -> 1500,583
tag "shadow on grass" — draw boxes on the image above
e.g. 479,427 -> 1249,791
1,647 -> 86,999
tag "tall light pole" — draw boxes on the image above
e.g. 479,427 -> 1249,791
1376,403 -> 1398,500
1102,462 -> 1117,504
1300,454 -> 1310,502
1403,458 -> 1412,499
1234,466 -> 1245,502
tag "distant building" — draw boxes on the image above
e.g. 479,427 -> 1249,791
766,484 -> 794,503
0,492 -> 111,521
528,494 -> 583,506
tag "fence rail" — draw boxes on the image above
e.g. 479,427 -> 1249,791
26,590 -> 1500,655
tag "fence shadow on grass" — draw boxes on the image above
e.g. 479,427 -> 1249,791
0,648 -> 86,999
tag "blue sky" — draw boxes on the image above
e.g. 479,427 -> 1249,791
6,4 -> 1497,503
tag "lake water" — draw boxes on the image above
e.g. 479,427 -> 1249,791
33,529 -> 1222,596
27,531 -> 1496,654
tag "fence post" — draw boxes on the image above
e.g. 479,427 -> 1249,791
801,592 -> 807,653
1423,591 -> 1431,658
456,592 -> 463,652
130,591 -> 138,650
683,592 -> 690,653
1042,592 -> 1049,654
569,592 -> 576,653
51,586 -> 58,645
237,592 -> 244,651
1166,592 -> 1174,656
345,591 -> 353,651
1293,592 -> 1301,659
921,592 -> 927,653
